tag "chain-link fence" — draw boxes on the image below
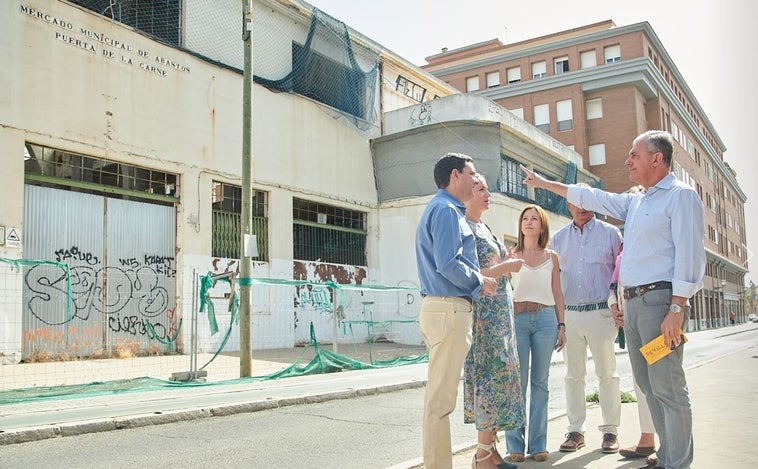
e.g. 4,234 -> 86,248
0,259 -> 425,399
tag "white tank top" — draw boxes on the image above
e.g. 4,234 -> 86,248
511,255 -> 556,305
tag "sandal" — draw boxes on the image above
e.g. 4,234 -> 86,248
472,441 -> 517,469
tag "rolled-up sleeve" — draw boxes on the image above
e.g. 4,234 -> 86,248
670,189 -> 706,298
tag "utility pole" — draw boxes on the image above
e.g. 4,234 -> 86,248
239,0 -> 254,377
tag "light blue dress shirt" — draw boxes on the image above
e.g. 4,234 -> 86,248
566,173 -> 705,299
416,189 -> 483,299
551,217 -> 622,305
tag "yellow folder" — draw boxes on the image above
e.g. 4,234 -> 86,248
639,332 -> 688,365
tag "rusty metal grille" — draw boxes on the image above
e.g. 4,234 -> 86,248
292,198 -> 366,266
211,182 -> 269,261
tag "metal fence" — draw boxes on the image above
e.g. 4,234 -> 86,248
0,261 -> 425,392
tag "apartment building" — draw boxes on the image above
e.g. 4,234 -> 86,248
423,20 -> 748,329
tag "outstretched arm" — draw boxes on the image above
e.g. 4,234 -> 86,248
520,164 -> 569,198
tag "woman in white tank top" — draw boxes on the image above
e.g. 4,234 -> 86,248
505,204 -> 566,463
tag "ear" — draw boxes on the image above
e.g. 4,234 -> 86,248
450,168 -> 459,182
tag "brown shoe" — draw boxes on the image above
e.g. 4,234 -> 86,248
507,453 -> 525,462
601,433 -> 619,453
532,451 -> 549,462
559,432 -> 585,452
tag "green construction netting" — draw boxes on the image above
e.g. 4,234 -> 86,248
0,323 -> 426,406
0,266 -> 426,406
197,274 -> 423,371
253,8 -> 379,131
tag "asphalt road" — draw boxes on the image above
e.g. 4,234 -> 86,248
0,326 -> 754,469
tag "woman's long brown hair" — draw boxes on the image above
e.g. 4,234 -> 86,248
515,204 -> 550,252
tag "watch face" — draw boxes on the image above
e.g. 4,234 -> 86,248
670,304 -> 682,313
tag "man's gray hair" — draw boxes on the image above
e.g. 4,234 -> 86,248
638,130 -> 674,166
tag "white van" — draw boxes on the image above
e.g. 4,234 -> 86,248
749,313 -> 757,323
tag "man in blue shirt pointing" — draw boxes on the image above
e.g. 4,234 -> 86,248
416,152 -> 497,468
521,131 -> 705,469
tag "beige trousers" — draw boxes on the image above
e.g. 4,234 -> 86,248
419,296 -> 473,469
563,308 -> 621,435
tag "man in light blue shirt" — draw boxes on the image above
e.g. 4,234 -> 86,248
415,152 -> 497,468
521,131 -> 705,469
552,197 -> 623,455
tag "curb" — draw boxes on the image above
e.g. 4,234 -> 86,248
0,379 -> 427,446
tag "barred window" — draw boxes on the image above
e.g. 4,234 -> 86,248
292,198 -> 366,266
535,172 -> 563,212
211,182 -> 269,260
500,156 -> 529,200
24,143 -> 178,204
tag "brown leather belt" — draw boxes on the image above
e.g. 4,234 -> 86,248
623,281 -> 672,300
514,301 -> 546,314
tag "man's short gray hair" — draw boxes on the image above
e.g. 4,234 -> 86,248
638,130 -> 674,166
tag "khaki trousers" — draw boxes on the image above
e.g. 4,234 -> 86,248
564,308 -> 621,434
419,296 -> 473,469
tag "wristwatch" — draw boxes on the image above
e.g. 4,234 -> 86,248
669,304 -> 683,314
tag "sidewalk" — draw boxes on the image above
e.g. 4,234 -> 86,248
1,328 -> 757,469
0,344 -> 429,445
0,341 -> 598,446
436,345 -> 758,469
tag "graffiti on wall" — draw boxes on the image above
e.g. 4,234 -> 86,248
297,286 -> 332,314
24,247 -> 178,351
292,260 -> 366,331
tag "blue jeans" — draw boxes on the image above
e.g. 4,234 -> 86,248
624,288 -> 692,469
506,306 -> 558,455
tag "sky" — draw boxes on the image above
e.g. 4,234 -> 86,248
308,0 -> 758,284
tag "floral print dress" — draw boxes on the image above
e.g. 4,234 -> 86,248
463,221 -> 525,431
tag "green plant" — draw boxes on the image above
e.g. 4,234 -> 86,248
586,390 -> 637,403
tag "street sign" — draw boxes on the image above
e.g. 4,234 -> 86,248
6,227 -> 21,248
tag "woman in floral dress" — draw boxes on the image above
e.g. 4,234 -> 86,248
463,174 -> 525,469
